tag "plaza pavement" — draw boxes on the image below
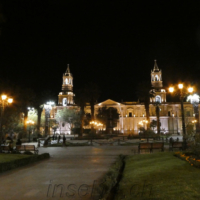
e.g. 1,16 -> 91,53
0,146 -> 137,200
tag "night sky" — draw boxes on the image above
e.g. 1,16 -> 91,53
0,0 -> 200,103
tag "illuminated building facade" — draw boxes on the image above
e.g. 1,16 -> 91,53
53,61 -> 198,135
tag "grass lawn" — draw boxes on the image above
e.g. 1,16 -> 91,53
0,154 -> 32,163
115,152 -> 200,200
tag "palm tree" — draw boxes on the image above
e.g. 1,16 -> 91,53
84,82 -> 100,120
34,90 -> 57,133
17,88 -> 36,132
96,106 -> 119,134
137,81 -> 154,129
154,101 -> 161,135
74,88 -> 88,136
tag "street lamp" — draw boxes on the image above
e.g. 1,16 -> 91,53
187,94 -> 200,134
26,120 -> 35,142
90,121 -> 103,133
138,120 -> 148,132
169,84 -> 193,149
89,120 -> 103,144
44,101 -> 55,137
0,95 -> 13,147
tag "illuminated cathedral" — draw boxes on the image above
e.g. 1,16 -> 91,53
53,61 -> 196,135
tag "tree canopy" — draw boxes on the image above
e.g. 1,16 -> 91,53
55,108 -> 81,131
96,106 -> 119,132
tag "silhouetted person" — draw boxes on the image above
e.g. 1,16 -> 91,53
63,135 -> 66,146
58,135 -> 61,143
16,139 -> 21,146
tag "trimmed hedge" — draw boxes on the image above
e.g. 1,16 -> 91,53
0,153 -> 50,173
93,155 -> 125,199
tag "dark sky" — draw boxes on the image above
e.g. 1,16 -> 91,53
1,0 -> 200,102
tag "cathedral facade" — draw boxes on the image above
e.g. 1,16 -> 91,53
53,61 -> 197,135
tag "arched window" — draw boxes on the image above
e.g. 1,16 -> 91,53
155,95 -> 161,103
155,75 -> 159,81
66,78 -> 68,84
63,98 -> 67,106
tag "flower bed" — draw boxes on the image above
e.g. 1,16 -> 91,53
174,151 -> 200,168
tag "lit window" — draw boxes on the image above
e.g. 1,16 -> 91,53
63,98 -> 67,106
155,95 -> 161,103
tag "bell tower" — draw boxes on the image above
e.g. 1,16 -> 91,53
150,60 -> 166,103
151,60 -> 163,88
58,64 -> 75,106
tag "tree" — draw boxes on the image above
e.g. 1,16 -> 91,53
17,88 -> 36,132
150,120 -> 157,130
2,106 -> 24,137
154,101 -> 161,134
150,119 -> 161,132
34,90 -> 57,133
74,88 -> 89,136
84,82 -> 100,120
96,106 -> 119,134
55,108 -> 81,134
137,81 -> 155,129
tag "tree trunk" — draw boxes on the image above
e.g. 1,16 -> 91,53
156,106 -> 160,134
23,110 -> 28,133
90,100 -> 95,120
145,98 -> 150,129
37,108 -> 43,132
90,100 -> 95,134
80,107 -> 84,137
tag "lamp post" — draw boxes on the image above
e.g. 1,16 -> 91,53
169,84 -> 193,149
44,101 -> 54,137
26,120 -> 34,142
187,94 -> 200,134
0,95 -> 13,148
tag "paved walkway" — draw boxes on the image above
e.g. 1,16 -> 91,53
0,146 -> 135,200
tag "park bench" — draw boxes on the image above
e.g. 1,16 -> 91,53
138,143 -> 152,153
1,145 -> 11,153
169,142 -> 183,151
16,145 -> 39,154
151,142 -> 164,152
139,137 -> 160,142
138,142 -> 164,153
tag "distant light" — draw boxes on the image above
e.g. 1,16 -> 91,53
8,98 -> 13,103
178,84 -> 183,89
188,87 -> 193,93
1,95 -> 7,100
187,94 -> 200,104
169,87 -> 174,93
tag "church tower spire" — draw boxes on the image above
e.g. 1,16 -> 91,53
66,64 -> 70,73
153,60 -> 159,71
150,60 -> 166,103
151,60 -> 163,88
58,64 -> 75,106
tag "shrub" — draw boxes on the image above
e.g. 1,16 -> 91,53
23,151 -> 34,155
94,155 -> 125,199
0,153 -> 50,173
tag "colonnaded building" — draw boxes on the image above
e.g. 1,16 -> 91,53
51,61 -> 198,135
